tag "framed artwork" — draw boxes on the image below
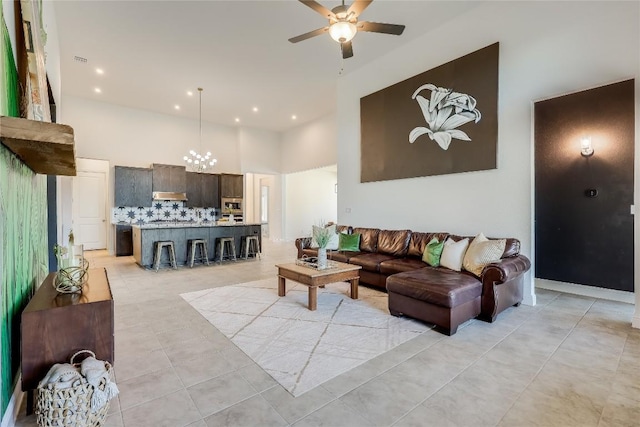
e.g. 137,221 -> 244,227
20,0 -> 51,122
360,43 -> 499,182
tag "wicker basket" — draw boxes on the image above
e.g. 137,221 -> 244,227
35,350 -> 113,427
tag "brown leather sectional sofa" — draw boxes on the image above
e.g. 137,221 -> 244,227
295,226 -> 531,335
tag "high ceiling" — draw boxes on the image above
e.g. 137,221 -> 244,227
54,1 -> 476,132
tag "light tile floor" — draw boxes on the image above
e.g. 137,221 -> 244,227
16,240 -> 640,427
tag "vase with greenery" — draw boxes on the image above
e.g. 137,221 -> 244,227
312,224 -> 334,269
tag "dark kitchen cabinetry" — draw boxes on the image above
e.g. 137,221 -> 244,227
219,173 -> 243,198
186,173 -> 220,208
115,225 -> 133,256
152,164 -> 186,193
114,166 -> 152,207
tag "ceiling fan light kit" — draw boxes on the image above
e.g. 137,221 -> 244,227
289,0 -> 405,59
329,21 -> 357,43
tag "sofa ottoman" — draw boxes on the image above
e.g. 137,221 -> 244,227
387,268 -> 482,335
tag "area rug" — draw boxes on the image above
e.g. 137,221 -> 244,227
181,278 -> 431,396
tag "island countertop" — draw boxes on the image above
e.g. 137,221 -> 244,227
130,222 -> 262,229
132,223 -> 261,267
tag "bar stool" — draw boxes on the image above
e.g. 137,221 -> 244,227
187,239 -> 210,267
216,237 -> 237,263
241,235 -> 261,260
153,241 -> 177,271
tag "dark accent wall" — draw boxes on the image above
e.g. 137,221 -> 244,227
534,80 -> 634,292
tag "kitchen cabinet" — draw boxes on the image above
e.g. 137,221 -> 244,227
219,173 -> 243,198
115,225 -> 133,256
186,172 -> 202,207
202,173 -> 220,208
114,166 -> 152,207
186,172 -> 220,208
152,164 -> 186,193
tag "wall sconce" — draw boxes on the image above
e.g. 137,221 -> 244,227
580,136 -> 594,157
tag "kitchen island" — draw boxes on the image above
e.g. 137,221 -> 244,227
132,222 -> 261,268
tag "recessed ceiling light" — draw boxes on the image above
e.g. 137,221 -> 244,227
252,107 -> 258,112
235,118 -> 240,123
292,115 -> 297,120
174,105 -> 181,110
187,91 -> 193,96
95,68 -> 104,75
94,87 -> 102,93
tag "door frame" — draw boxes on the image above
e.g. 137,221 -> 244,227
69,158 -> 110,250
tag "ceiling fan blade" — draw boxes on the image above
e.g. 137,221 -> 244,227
299,0 -> 335,19
288,27 -> 329,43
341,41 -> 354,59
358,21 -> 405,35
347,0 -> 373,18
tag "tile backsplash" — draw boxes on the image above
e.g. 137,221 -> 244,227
112,201 -> 218,224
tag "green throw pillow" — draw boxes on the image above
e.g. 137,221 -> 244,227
423,237 -> 445,267
339,233 -> 361,251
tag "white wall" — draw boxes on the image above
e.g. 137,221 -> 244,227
238,127 -> 281,174
62,95 -> 242,172
336,1 -> 639,307
284,166 -> 338,241
281,113 -> 337,173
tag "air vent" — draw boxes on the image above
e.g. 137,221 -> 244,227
73,56 -> 87,63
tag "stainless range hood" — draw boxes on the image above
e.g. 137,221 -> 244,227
152,191 -> 188,201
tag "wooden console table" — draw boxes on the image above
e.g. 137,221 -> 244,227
21,268 -> 114,412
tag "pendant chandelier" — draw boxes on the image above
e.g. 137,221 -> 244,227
184,87 -> 217,172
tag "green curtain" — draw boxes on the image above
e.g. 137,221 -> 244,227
0,6 -> 47,418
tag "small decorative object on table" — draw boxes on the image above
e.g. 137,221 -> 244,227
35,350 -> 118,427
295,255 -> 338,270
53,231 -> 89,293
312,223 -> 336,269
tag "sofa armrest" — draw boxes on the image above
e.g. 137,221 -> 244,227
481,255 -> 531,285
479,254 -> 531,322
295,237 -> 312,258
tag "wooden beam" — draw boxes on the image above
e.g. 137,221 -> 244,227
0,116 -> 76,176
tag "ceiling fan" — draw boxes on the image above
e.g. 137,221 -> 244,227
288,0 -> 405,59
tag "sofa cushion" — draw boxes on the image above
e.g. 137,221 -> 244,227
349,253 -> 397,273
379,258 -> 429,275
407,232 -> 449,258
386,268 -> 482,308
422,238 -> 445,267
339,233 -> 361,251
353,228 -> 380,252
452,235 -> 520,259
336,225 -> 352,234
328,250 -> 364,263
463,233 -> 506,276
440,238 -> 469,272
377,229 -> 411,256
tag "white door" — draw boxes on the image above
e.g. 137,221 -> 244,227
72,171 -> 107,250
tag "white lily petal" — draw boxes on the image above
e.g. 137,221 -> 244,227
411,83 -> 438,99
433,106 -> 453,130
432,132 -> 453,150
472,108 -> 482,123
415,95 -> 431,121
441,111 -> 475,130
409,127 -> 432,143
447,129 -> 472,141
430,88 -> 451,112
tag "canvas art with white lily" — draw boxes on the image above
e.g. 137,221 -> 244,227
409,83 -> 482,150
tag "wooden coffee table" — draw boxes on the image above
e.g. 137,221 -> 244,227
276,261 -> 362,310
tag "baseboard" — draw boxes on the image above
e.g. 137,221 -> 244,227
632,314 -> 640,329
536,278 -> 635,304
0,374 -> 24,427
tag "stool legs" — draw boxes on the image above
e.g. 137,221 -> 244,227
188,240 -> 210,268
241,236 -> 261,260
154,241 -> 177,271
217,238 -> 237,263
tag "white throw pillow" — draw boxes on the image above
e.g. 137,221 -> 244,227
310,224 -> 338,250
440,238 -> 469,272
463,232 -> 506,276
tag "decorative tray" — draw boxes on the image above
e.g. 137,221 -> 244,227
295,257 -> 339,270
